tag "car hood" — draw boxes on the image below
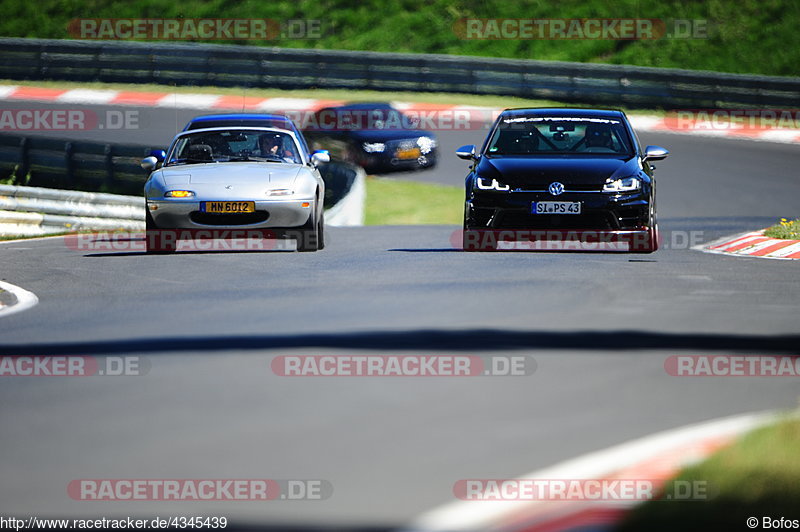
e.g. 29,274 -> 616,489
155,162 -> 302,189
476,156 -> 640,187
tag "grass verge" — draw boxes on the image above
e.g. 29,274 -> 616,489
0,232 -> 72,241
763,218 -> 800,240
616,416 -> 800,532
365,177 -> 462,225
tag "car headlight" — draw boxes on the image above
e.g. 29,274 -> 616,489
476,177 -> 510,191
266,189 -> 294,196
362,142 -> 386,153
603,177 -> 641,193
164,190 -> 195,198
417,136 -> 437,154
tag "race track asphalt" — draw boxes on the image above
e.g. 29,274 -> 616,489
0,98 -> 798,529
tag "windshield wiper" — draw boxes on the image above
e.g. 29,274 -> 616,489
226,155 -> 285,163
166,158 -> 216,166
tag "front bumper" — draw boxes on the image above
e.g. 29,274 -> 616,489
466,190 -> 650,231
147,198 -> 315,229
358,150 -> 437,172
464,189 -> 654,251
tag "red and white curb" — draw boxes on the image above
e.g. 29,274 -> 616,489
0,84 -> 494,118
0,279 -> 39,318
401,411 -> 779,532
2,84 -> 800,144
627,115 -> 800,145
697,231 -> 800,260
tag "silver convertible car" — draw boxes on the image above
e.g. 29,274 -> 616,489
141,115 -> 330,253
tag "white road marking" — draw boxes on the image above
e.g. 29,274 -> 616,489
0,280 -> 39,318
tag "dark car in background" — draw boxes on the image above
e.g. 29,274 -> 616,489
302,102 -> 438,174
458,108 -> 669,252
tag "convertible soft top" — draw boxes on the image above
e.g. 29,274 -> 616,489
184,114 -> 299,133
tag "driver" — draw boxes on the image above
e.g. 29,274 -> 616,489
583,124 -> 615,149
258,134 -> 295,162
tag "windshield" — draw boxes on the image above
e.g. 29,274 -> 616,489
486,116 -> 633,156
166,129 -> 301,165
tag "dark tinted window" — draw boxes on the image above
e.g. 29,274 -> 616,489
487,116 -> 633,156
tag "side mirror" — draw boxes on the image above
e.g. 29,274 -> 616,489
644,145 -> 669,161
140,156 -> 158,171
456,144 -> 477,160
310,150 -> 331,166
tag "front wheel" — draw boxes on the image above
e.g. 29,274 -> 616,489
632,202 -> 658,254
145,209 -> 177,254
317,211 -> 325,250
297,209 -> 321,252
462,203 -> 493,251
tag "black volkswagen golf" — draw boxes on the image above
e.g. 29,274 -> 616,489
458,108 -> 669,252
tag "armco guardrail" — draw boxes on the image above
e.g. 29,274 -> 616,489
0,133 -> 157,195
0,175 -> 363,238
0,173 -> 363,237
1,38 -> 799,108
0,132 -> 359,207
0,132 -> 364,235
0,184 -> 144,235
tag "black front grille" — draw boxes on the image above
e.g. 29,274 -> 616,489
496,211 -> 616,230
567,184 -> 603,192
190,211 -> 270,226
511,184 -> 601,192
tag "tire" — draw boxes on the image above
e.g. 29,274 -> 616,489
297,208 -> 320,252
632,201 -> 658,254
462,225 -> 476,252
645,199 -> 659,253
317,211 -> 325,250
145,209 -> 177,254
462,203 -> 488,251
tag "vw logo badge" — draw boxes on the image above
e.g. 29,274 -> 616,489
548,182 -> 565,196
